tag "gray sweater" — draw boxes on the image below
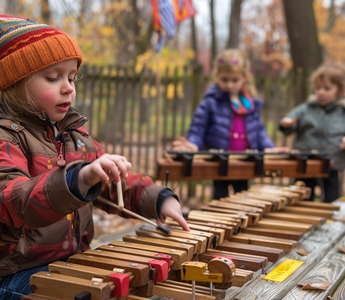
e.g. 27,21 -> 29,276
280,97 -> 345,170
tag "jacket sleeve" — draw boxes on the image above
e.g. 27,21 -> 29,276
0,140 -> 92,229
279,104 -> 304,135
257,117 -> 275,149
93,173 -> 173,220
187,98 -> 210,149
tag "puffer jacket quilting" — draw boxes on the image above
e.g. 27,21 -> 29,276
187,84 -> 275,151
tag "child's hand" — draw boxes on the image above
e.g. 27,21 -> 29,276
78,154 -> 132,195
340,137 -> 345,149
264,147 -> 291,153
172,137 -> 198,152
159,196 -> 190,231
280,117 -> 296,128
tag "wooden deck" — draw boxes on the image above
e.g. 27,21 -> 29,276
224,200 -> 345,300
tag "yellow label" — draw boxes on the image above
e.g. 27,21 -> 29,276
263,259 -> 304,282
326,219 -> 334,224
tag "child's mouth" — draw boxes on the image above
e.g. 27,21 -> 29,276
58,103 -> 69,107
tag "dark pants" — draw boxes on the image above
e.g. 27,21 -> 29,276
295,169 -> 339,203
0,265 -> 49,300
213,180 -> 248,199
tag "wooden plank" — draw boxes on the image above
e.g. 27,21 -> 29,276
122,235 -> 195,261
30,271 -> 112,300
139,224 -> 215,251
152,284 -> 222,300
221,196 -> 273,213
97,245 -> 179,269
225,219 -> 345,300
216,241 -> 285,262
108,240 -> 187,269
134,230 -> 199,257
236,191 -> 285,210
165,220 -> 225,244
282,235 -> 345,299
68,254 -> 148,287
280,206 -> 334,219
294,201 -> 340,211
188,210 -> 248,228
49,261 -> 133,282
83,249 -> 162,279
241,227 -> 303,241
209,200 -> 264,218
229,233 -> 297,252
256,218 -> 313,234
22,295 -> 58,300
332,276 -> 345,300
263,212 -> 325,227
184,220 -> 235,239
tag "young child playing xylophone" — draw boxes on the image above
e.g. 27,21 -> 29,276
0,15 -> 189,300
280,62 -> 345,203
172,49 -> 288,199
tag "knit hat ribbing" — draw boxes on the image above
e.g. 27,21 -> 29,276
0,15 -> 83,91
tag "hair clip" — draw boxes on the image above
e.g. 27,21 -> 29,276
219,59 -> 225,64
231,59 -> 238,64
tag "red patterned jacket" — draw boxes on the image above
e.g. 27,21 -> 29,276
0,108 -> 166,277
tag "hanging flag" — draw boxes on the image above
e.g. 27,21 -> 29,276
173,0 -> 197,23
151,0 -> 197,52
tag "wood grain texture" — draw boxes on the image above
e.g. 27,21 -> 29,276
222,216 -> 345,300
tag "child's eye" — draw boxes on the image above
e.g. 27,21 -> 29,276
46,77 -> 59,82
68,78 -> 75,83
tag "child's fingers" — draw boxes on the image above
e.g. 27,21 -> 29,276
163,210 -> 189,231
92,163 -> 110,182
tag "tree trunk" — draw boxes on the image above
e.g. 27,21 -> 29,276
282,0 -> 323,103
227,0 -> 243,48
327,0 -> 335,32
40,0 -> 50,24
191,17 -> 198,62
210,0 -> 217,69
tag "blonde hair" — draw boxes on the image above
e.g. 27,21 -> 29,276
311,62 -> 345,97
0,76 -> 38,121
213,49 -> 257,97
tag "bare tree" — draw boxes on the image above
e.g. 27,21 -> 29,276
282,0 -> 323,103
327,0 -> 336,32
227,0 -> 243,48
191,17 -> 198,62
210,0 -> 217,68
41,0 -> 51,23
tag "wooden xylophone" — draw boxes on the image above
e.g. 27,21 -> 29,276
156,151 -> 331,180
23,183 -> 343,300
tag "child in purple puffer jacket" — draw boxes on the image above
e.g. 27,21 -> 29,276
173,49 -> 288,199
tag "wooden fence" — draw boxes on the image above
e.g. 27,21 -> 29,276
74,64 -> 329,205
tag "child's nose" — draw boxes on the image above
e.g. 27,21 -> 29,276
61,80 -> 74,94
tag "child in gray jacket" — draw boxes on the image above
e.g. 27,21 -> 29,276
280,62 -> 345,202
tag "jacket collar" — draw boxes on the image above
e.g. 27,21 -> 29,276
0,108 -> 88,139
307,94 -> 345,112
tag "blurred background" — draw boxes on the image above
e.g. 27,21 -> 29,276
2,0 -> 344,235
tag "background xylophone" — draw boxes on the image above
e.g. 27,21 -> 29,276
156,151 -> 331,180
23,183 -> 342,300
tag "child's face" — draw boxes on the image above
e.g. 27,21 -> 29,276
27,59 -> 78,122
214,71 -> 246,94
315,78 -> 339,106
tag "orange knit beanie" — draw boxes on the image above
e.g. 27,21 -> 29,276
0,15 -> 83,91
